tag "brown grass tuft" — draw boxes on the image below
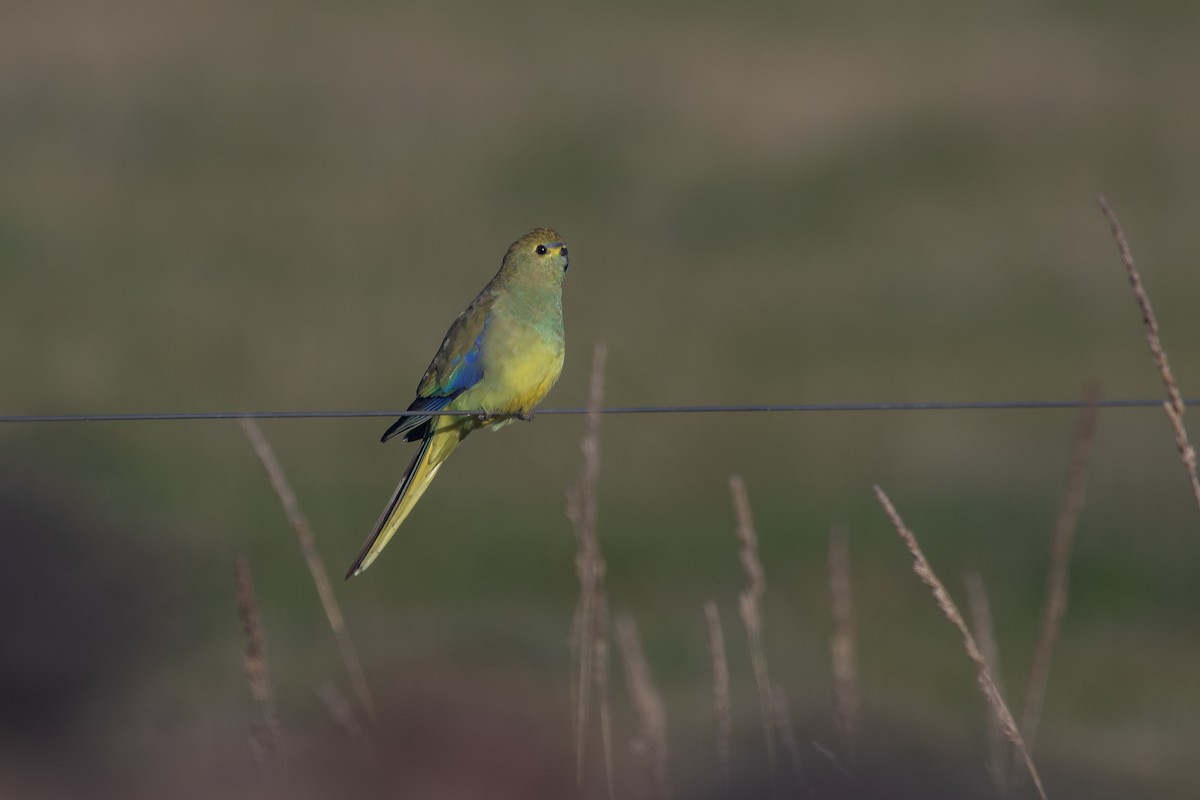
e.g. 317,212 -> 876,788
703,600 -> 732,788
615,613 -> 671,800
240,418 -> 375,719
1097,195 -> 1200,513
874,486 -> 1048,800
234,555 -> 284,778
565,343 -> 613,796
729,474 -> 778,789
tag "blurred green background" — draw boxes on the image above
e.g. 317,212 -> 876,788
3,1 -> 1199,797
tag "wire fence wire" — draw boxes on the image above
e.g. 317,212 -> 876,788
2,397 -> 1199,425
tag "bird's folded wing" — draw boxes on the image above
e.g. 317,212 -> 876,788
380,291 -> 496,443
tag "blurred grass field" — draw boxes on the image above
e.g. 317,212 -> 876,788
3,1 -> 1200,797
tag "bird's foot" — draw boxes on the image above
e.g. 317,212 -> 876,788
476,410 -> 494,423
518,410 -> 536,422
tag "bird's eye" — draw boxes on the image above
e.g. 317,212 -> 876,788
536,244 -> 548,255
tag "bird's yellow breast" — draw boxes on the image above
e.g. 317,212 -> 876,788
460,318 -> 564,417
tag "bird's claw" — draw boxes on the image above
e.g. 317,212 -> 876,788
476,411 -> 493,422
518,410 -> 535,422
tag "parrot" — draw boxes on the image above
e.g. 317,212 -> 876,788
345,228 -> 569,578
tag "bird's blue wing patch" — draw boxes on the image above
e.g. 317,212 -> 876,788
380,322 -> 489,443
440,330 -> 486,395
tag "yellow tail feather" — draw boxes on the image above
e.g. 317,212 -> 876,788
346,429 -> 460,578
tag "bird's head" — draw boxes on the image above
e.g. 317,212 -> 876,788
501,227 -> 569,284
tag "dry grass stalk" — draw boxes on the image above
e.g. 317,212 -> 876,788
703,601 -> 732,787
964,570 -> 1009,798
827,524 -> 859,764
873,486 -> 1048,800
565,343 -> 613,795
1097,195 -> 1200,512
594,591 -> 614,800
729,474 -> 778,789
240,418 -> 375,719
615,613 -> 671,800
1018,390 -> 1098,773
568,602 -> 584,752
769,685 -> 805,785
234,555 -> 284,777
810,739 -> 852,779
316,681 -> 373,755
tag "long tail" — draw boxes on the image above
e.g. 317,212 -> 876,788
345,429 -> 461,578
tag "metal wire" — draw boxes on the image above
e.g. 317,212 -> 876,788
1,397 -> 1196,424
